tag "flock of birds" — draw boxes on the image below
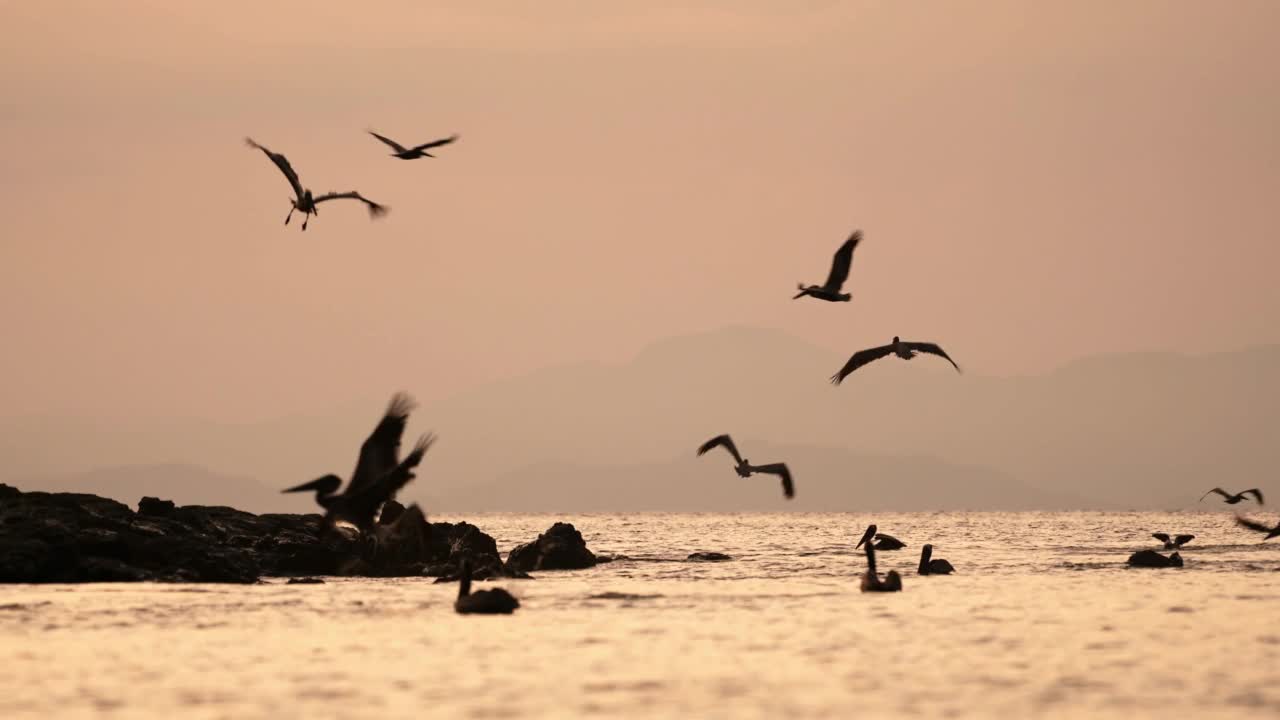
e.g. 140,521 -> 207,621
252,136 -> 1275,610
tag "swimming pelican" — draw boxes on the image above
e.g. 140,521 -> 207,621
1127,550 -> 1183,568
367,130 -> 459,160
282,392 -> 435,533
855,524 -> 906,551
1235,515 -> 1280,540
793,231 -> 860,302
454,559 -> 520,614
860,540 -> 903,592
830,336 -> 960,384
917,544 -> 955,575
696,434 -> 795,499
1151,533 -> 1195,550
1200,487 -> 1264,506
245,138 -> 388,230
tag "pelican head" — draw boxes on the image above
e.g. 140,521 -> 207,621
856,524 -> 877,549
838,292 -> 852,302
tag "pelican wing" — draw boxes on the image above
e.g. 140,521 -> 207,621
245,138 -> 304,200
368,131 -> 409,153
697,434 -> 744,465
1235,515 -> 1278,535
1199,487 -> 1230,502
312,191 -> 389,218
907,342 -> 961,372
830,345 -> 894,385
1242,488 -> 1265,505
1174,534 -> 1195,547
752,463 -> 794,499
411,134 -> 459,152
822,231 -> 861,291
348,393 -> 417,496
1152,533 -> 1170,544
343,434 -> 436,527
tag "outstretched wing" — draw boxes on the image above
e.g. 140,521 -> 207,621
348,393 -> 417,496
830,345 -> 894,385
368,131 -> 409,153
344,433 -> 436,526
1235,515 -> 1278,535
245,138 -> 304,200
1243,488 -> 1265,505
752,463 -> 794,499
1174,534 -> 1195,547
1152,533 -> 1170,544
907,342 -> 961,373
312,191 -> 389,218
1199,487 -> 1230,502
411,134 -> 459,152
822,231 -> 861,291
697,434 -> 743,465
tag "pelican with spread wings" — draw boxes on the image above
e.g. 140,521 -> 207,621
1200,487 -> 1264,506
794,231 -> 861,302
831,336 -> 961,384
1235,515 -> 1280,540
246,138 -> 388,230
696,434 -> 795,499
367,130 -> 459,160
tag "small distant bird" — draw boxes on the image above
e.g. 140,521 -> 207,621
1235,515 -> 1280,540
1151,533 -> 1195,550
856,524 -> 906,551
830,336 -> 960,384
454,559 -> 520,614
696,434 -> 795,499
282,393 -> 434,533
917,544 -> 955,575
860,539 -> 903,592
1127,550 -> 1183,568
794,231 -> 861,302
1200,487 -> 1264,506
245,138 -> 388,230
368,130 -> 459,160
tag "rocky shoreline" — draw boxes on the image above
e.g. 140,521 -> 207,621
0,484 -> 597,584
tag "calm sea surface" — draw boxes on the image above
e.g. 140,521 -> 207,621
3,512 -> 1279,719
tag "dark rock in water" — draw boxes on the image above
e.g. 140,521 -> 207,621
377,500 -> 406,526
137,497 -> 175,516
687,552 -> 732,562
286,577 -> 325,585
431,564 -> 533,583
1127,550 -> 1183,568
506,522 -> 597,572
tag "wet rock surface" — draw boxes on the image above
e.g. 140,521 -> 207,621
506,522 -> 598,572
686,552 -> 732,562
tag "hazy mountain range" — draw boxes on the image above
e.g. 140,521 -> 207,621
7,326 -> 1276,512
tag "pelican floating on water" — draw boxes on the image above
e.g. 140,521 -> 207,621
917,544 -> 955,575
831,336 -> 960,384
1200,487 -> 1264,506
1127,550 -> 1183,568
860,539 -> 903,592
1152,533 -> 1195,550
794,231 -> 860,303
455,559 -> 520,615
367,130 -> 459,160
1235,515 -> 1280,540
856,524 -> 906,551
282,392 -> 435,533
245,138 -> 388,230
696,434 -> 795,499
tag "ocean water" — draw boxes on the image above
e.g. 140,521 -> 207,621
3,511 -> 1279,719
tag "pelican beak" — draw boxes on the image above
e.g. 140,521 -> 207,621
856,525 -> 876,549
282,478 -> 327,494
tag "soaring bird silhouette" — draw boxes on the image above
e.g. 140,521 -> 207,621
1200,487 -> 1264,506
1151,533 -> 1195,550
282,393 -> 434,533
696,434 -> 795,499
917,544 -> 955,575
794,231 -> 861,302
245,138 -> 388,230
860,539 -> 903,592
1235,515 -> 1280,540
368,130 -> 459,160
856,524 -> 906,551
454,559 -> 520,615
831,336 -> 960,384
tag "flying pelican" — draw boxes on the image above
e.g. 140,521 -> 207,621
1235,515 -> 1280,540
794,231 -> 861,302
367,130 -> 459,160
454,559 -> 520,615
282,392 -> 435,533
1200,487 -> 1264,506
1151,533 -> 1195,550
917,544 -> 955,575
696,434 -> 795,499
860,539 -> 903,592
1127,550 -> 1183,568
831,337 -> 960,384
856,524 -> 906,551
245,138 -> 388,230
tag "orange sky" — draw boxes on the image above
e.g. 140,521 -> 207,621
2,1 -> 1278,423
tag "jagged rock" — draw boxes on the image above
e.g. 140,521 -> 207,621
138,497 -> 175,516
286,577 -> 325,584
1127,550 -> 1183,568
687,552 -> 732,562
506,522 -> 597,572
377,500 -> 406,526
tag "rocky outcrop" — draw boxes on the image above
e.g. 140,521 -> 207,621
686,552 -> 732,562
506,522 -> 597,572
1127,550 -> 1183,568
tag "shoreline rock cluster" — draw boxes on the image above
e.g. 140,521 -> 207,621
0,484 -> 597,584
